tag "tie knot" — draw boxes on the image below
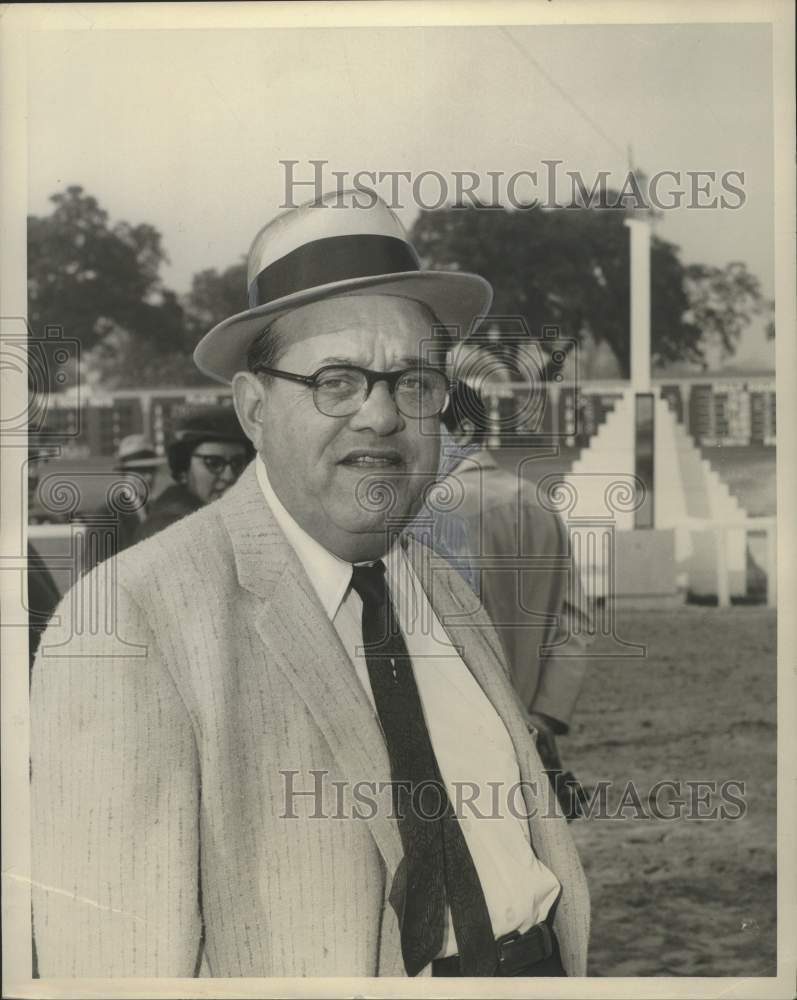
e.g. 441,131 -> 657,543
350,560 -> 388,607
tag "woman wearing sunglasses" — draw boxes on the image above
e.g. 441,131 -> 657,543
135,405 -> 254,543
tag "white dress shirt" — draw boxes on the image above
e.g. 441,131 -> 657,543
255,457 -> 560,961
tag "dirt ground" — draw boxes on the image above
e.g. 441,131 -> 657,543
560,607 -> 777,976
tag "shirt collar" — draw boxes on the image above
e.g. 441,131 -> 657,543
450,445 -> 497,475
255,455 -> 352,621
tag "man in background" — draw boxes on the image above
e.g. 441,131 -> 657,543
437,382 -> 592,806
88,434 -> 165,560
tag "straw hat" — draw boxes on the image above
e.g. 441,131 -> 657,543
114,434 -> 164,471
193,189 -> 493,383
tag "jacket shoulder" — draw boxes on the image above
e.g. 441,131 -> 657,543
113,500 -> 233,597
455,466 -> 566,548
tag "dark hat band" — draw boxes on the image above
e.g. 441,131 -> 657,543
248,234 -> 420,309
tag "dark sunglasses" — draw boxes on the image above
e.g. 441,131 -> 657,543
192,452 -> 250,477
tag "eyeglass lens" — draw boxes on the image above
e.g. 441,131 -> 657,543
313,367 -> 447,417
194,454 -> 248,476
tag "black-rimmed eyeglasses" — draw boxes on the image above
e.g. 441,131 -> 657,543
253,363 -> 451,418
192,453 -> 250,477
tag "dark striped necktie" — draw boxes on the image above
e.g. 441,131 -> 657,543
350,560 -> 497,976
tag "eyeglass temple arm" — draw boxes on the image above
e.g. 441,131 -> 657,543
254,366 -> 316,387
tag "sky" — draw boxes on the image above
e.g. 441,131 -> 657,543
26,20 -> 775,368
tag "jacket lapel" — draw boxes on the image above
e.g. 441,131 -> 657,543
254,581 -> 405,875
218,468 -> 405,883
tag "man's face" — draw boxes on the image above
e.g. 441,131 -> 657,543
244,294 -> 443,562
185,439 -> 251,505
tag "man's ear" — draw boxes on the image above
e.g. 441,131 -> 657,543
231,372 -> 266,453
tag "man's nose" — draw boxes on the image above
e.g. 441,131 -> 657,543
350,380 -> 403,435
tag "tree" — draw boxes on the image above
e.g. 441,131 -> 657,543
82,328 -> 210,390
410,200 -> 764,377
766,311 -> 775,340
28,186 -> 189,389
683,262 -> 771,354
183,260 -> 248,344
94,259 -> 253,389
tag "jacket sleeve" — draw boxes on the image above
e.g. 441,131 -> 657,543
30,576 -> 202,976
527,511 -> 593,731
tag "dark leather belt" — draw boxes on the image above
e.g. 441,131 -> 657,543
432,917 -> 560,977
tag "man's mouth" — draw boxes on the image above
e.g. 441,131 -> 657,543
339,449 -> 404,468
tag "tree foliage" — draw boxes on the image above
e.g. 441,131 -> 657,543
183,260 -> 248,343
27,186 -> 190,389
683,261 -> 771,353
410,201 -> 765,376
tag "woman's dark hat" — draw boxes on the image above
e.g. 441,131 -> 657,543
171,405 -> 251,447
167,405 -> 254,480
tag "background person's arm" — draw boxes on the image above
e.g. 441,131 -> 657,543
527,511 -> 593,734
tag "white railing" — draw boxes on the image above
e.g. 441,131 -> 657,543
675,516 -> 777,608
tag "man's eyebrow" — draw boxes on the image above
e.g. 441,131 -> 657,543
314,355 -> 428,369
315,356 -> 359,367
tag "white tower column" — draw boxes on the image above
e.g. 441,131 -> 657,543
625,216 -> 651,393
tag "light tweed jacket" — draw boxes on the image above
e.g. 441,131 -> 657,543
31,465 -> 590,978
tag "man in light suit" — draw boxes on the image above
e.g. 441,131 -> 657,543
434,384 -> 593,784
31,190 -> 590,979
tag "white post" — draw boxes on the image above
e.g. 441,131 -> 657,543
625,217 -> 652,393
487,393 -> 501,449
548,383 -> 560,438
715,525 -> 730,608
140,391 -> 153,446
680,381 -> 692,432
766,522 -> 777,608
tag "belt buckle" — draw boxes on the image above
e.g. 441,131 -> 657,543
496,921 -> 552,976
496,928 -> 521,961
